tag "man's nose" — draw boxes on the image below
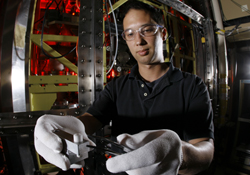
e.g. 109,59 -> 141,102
134,31 -> 145,45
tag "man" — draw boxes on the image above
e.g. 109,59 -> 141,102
34,1 -> 214,175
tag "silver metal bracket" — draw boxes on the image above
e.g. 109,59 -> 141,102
157,0 -> 204,24
53,129 -> 89,164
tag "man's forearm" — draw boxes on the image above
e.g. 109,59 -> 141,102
179,139 -> 214,175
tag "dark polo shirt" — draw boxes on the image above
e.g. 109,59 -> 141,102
87,62 -> 214,141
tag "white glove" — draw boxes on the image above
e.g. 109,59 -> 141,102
34,114 -> 95,171
106,130 -> 182,175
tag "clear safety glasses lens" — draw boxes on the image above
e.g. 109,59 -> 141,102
122,25 -> 162,41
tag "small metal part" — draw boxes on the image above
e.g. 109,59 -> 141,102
53,129 -> 90,164
87,135 -> 132,156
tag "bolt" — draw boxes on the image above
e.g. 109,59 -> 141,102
98,33 -> 102,37
80,74 -> 85,78
13,116 -> 17,119
80,59 -> 85,63
82,6 -> 86,10
96,74 -> 101,77
106,46 -> 110,51
82,18 -> 86,21
29,115 -> 33,118
75,111 -> 79,115
60,112 -> 64,116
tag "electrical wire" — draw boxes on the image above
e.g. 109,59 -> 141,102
191,23 -> 201,57
106,0 -> 118,75
225,24 -> 240,36
227,28 -> 250,37
41,0 -> 76,59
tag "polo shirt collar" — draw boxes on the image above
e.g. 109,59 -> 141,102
128,62 -> 183,83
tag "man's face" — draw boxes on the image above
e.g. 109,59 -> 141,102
123,9 -> 165,66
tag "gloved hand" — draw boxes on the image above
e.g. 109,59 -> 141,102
106,130 -> 183,175
34,114 -> 95,171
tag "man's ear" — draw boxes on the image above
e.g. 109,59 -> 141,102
161,28 -> 167,41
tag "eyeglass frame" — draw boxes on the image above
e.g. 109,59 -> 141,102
121,24 -> 165,41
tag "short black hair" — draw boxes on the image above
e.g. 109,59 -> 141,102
123,0 -> 164,26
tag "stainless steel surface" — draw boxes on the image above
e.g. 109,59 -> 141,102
12,0 -> 32,112
157,0 -> 204,24
24,0 -> 35,112
78,0 -> 104,112
0,108 -> 83,135
211,0 -> 228,116
203,19 -> 217,99
0,0 -> 22,112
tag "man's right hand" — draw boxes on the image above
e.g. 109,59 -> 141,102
34,114 -> 95,170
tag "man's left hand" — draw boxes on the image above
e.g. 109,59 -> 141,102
106,129 -> 182,175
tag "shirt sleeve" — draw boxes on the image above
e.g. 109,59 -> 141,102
182,75 -> 214,142
87,78 -> 117,126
